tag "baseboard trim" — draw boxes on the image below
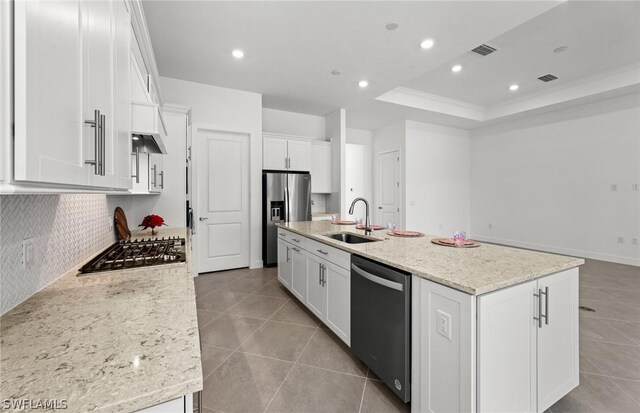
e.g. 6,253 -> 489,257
472,235 -> 640,267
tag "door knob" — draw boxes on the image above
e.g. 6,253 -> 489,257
199,217 -> 208,221
378,206 -> 382,210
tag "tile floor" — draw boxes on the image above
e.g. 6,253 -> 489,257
194,259 -> 640,413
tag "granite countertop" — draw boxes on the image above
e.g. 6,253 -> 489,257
278,221 -> 584,295
0,228 -> 202,412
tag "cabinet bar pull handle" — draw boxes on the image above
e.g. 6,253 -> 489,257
321,264 -> 326,286
318,263 -> 322,285
542,287 -> 549,325
100,114 -> 106,175
317,249 -> 328,255
534,288 -> 543,328
84,109 -> 99,174
151,165 -> 157,187
292,247 -> 300,252
286,246 -> 290,262
159,171 -> 164,189
292,238 -> 300,243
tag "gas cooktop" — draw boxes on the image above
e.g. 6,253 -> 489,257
78,236 -> 186,274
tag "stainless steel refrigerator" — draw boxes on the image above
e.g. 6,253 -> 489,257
263,171 -> 312,266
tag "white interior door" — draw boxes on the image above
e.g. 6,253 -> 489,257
376,150 -> 400,226
197,129 -> 250,273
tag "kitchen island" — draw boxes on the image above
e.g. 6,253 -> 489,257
0,228 -> 202,412
276,221 -> 584,413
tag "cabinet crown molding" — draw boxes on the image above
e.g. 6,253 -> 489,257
263,131 -> 318,141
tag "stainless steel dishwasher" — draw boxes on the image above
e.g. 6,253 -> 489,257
351,255 -> 411,403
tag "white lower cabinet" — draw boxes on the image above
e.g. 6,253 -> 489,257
477,267 -> 579,413
536,269 -> 580,411
277,229 -> 350,346
290,245 -> 306,301
324,261 -> 350,345
412,267 -> 579,413
277,239 -> 292,288
305,252 -> 327,319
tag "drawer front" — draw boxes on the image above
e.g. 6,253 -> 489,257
306,238 -> 350,270
288,233 -> 307,249
277,228 -> 290,241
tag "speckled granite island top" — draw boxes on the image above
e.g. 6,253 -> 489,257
278,221 -> 584,295
0,228 -> 202,412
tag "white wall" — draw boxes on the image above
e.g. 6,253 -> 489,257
326,109 -> 346,216
345,128 -> 373,219
405,121 -> 470,237
160,77 -> 263,269
262,108 -> 325,140
372,121 -> 406,227
471,93 -> 640,265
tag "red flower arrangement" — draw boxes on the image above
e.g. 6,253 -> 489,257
139,214 -> 167,235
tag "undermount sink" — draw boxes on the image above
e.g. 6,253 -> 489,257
326,232 -> 381,244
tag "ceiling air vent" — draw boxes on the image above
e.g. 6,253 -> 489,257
538,74 -> 559,82
470,44 -> 498,56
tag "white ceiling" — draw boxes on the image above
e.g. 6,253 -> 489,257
142,1 -> 639,130
404,1 -> 640,106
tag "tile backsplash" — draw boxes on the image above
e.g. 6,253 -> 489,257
0,194 -> 126,315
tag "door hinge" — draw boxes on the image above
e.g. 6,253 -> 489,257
397,208 -> 400,212
397,156 -> 400,161
397,182 -> 400,187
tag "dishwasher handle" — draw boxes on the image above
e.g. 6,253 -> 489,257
352,264 -> 404,292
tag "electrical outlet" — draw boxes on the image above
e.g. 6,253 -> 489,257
437,309 -> 452,340
611,184 -> 618,191
22,238 -> 35,271
617,236 -> 625,244
632,238 -> 638,245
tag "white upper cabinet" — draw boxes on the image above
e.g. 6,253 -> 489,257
263,136 -> 289,170
310,141 -> 332,193
113,0 -> 132,190
286,139 -> 311,171
14,0 -> 86,186
13,0 -> 131,190
263,133 -> 310,172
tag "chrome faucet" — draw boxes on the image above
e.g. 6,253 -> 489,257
349,197 -> 370,233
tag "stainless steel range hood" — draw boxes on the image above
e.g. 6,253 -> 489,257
131,102 -> 167,154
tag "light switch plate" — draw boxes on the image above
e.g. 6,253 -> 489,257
437,309 -> 452,340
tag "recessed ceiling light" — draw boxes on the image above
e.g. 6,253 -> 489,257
231,49 -> 244,59
509,84 -> 519,91
331,69 -> 342,76
132,136 -> 139,141
553,46 -> 568,53
358,80 -> 369,88
420,39 -> 434,49
451,65 -> 462,73
386,22 -> 399,31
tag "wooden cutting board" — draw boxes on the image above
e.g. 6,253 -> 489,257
114,207 -> 131,241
